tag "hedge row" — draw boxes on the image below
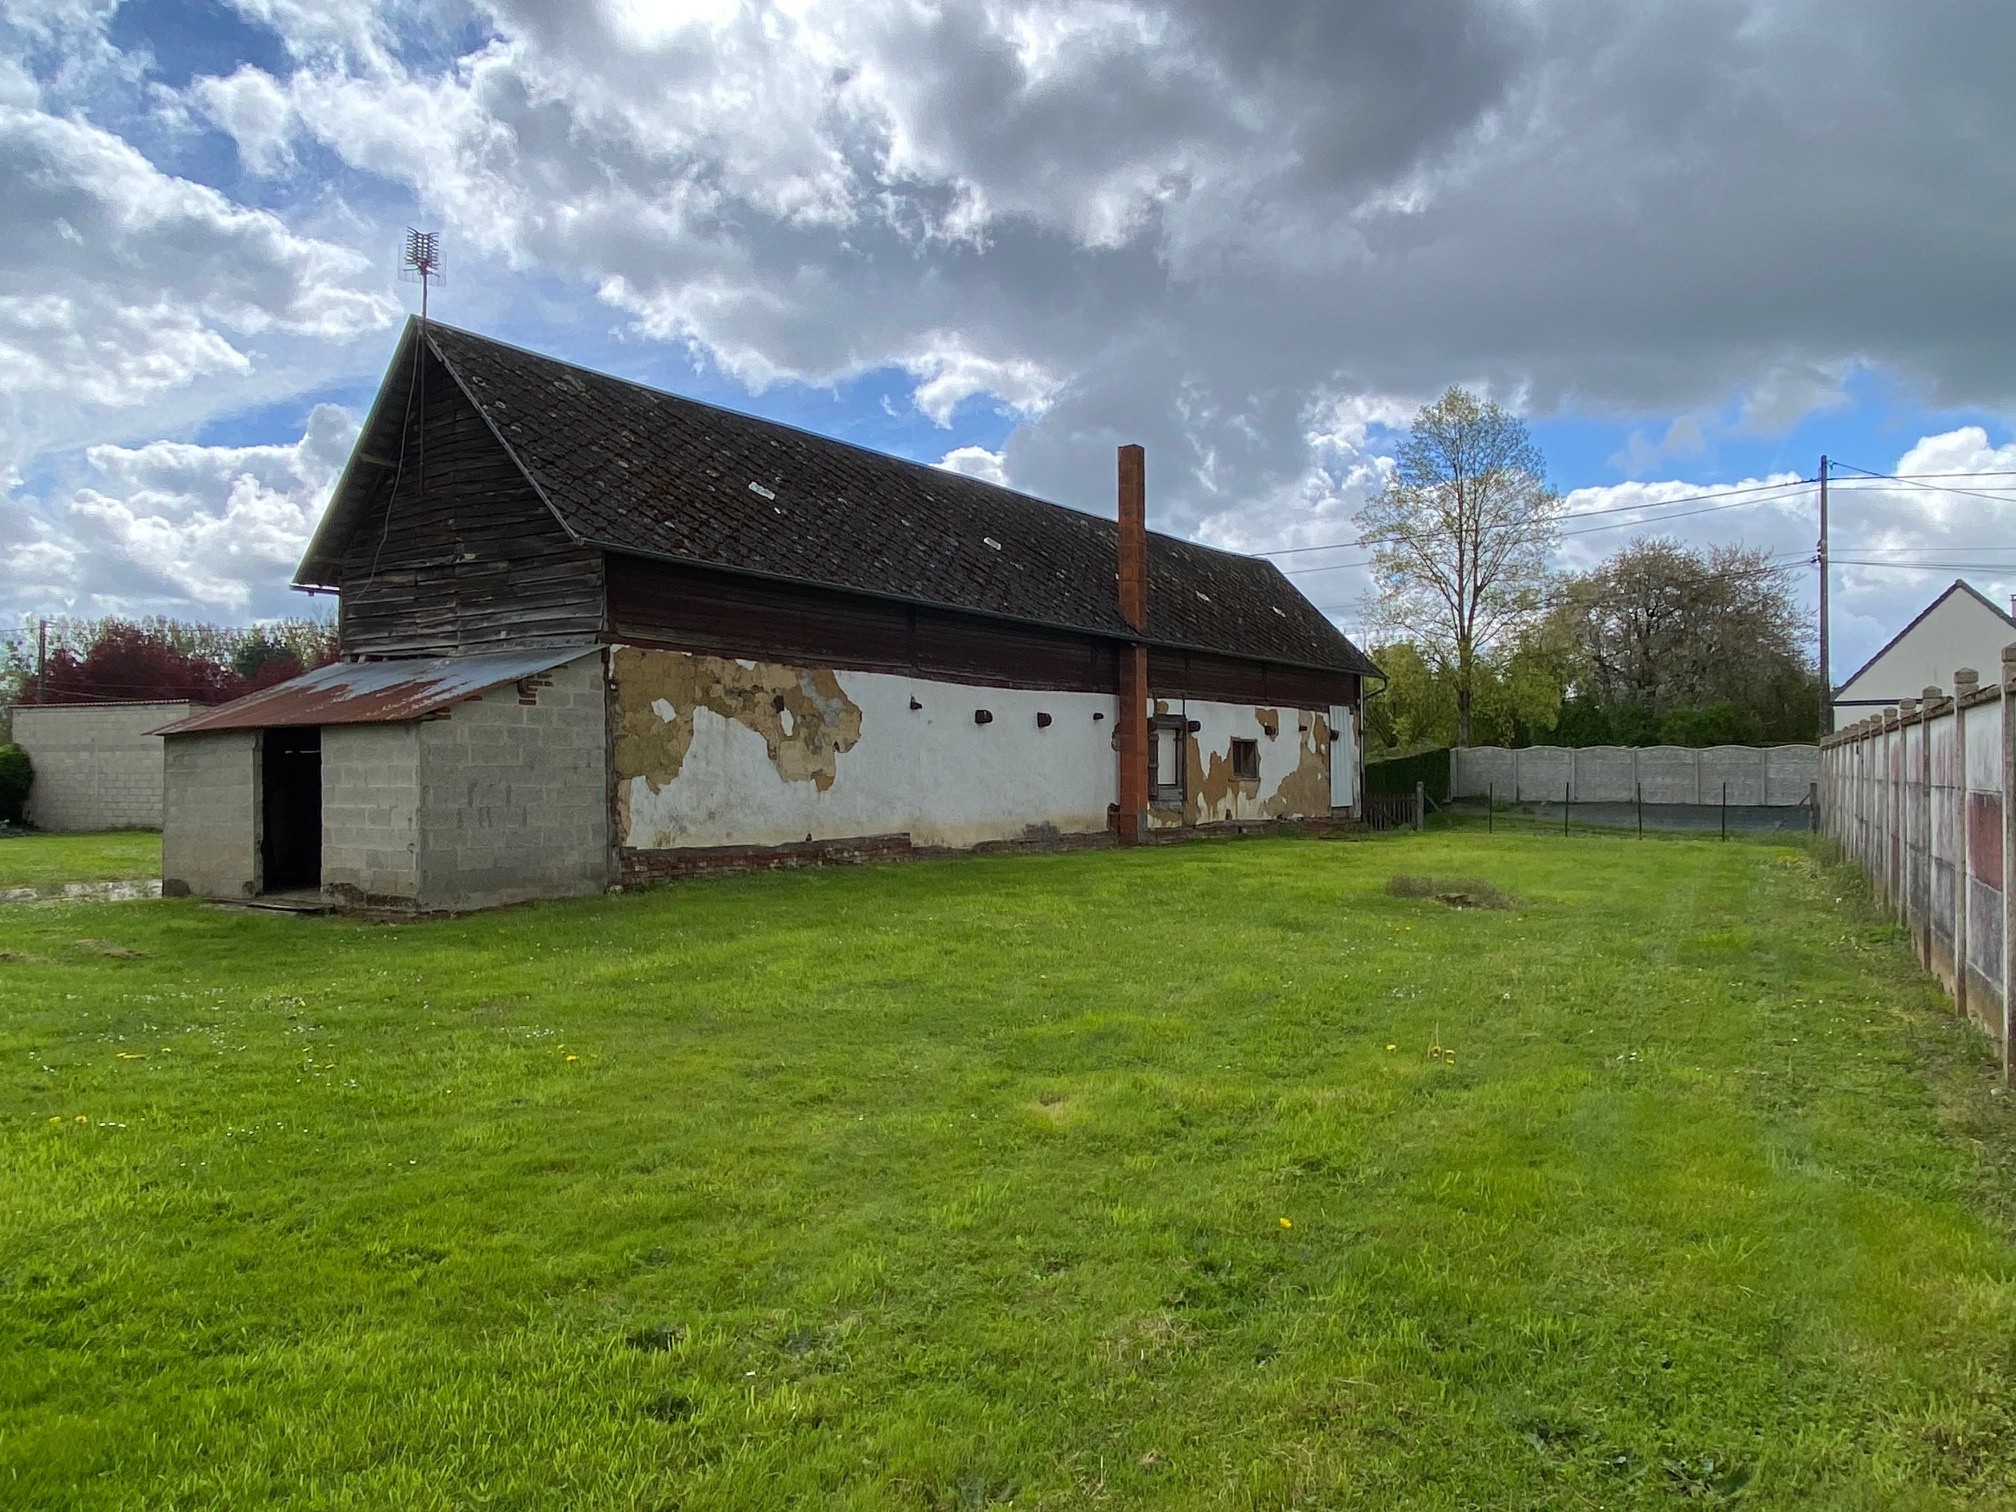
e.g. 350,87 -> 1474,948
1364,746 -> 1451,804
0,744 -> 30,825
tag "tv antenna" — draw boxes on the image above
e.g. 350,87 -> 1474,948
400,228 -> 443,322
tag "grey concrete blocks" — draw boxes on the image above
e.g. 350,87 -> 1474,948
14,702 -> 197,831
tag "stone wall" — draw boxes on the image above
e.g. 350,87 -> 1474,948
13,702 -> 196,831
415,651 -> 609,909
161,730 -> 259,898
1451,744 -> 1819,805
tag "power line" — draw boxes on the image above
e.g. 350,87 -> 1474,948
1312,551 -> 1811,618
1284,488 -> 1815,577
1255,475 -> 1815,560
1826,461 -> 2016,507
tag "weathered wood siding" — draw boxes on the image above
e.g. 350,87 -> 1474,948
337,348 -> 605,655
606,552 -> 1357,709
608,552 -> 1118,692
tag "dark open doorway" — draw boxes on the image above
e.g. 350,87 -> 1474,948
261,727 -> 322,893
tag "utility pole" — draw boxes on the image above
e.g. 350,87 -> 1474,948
36,617 -> 47,703
1817,455 -> 1831,737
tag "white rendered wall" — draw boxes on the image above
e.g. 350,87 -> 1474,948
615,650 -> 1119,851
1836,587 -> 2015,710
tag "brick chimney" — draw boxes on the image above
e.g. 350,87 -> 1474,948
1116,444 -> 1149,844
1118,444 -> 1146,631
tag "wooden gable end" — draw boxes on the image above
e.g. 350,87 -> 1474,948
333,345 -> 605,656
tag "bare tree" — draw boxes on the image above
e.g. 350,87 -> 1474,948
1356,387 -> 1562,745
1550,537 -> 1813,719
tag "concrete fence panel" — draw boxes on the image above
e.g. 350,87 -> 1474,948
1450,746 -> 1516,800
1765,745 -> 1820,805
1514,746 -> 1573,803
1449,742 -> 1817,806
1571,746 -> 1635,801
1635,747 -> 1699,804
13,702 -> 196,831
1699,745 -> 1767,806
1820,660 -> 2014,1078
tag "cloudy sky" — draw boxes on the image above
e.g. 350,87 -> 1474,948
4,0 -> 2014,680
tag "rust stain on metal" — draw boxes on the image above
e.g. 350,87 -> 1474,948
612,648 -> 863,828
151,646 -> 598,734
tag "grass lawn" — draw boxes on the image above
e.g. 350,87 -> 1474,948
5,832 -> 2016,1509
0,830 -> 160,889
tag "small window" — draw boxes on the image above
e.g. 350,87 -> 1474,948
1229,738 -> 1260,782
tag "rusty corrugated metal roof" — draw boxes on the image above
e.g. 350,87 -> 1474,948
150,647 -> 599,735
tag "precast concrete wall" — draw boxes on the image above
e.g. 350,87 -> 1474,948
14,702 -> 197,830
1821,658 -> 2014,1069
1452,744 -> 1818,805
161,730 -> 259,898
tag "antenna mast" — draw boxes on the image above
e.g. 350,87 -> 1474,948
399,230 -> 443,514
402,229 -> 442,324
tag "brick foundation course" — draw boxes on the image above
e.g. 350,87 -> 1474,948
618,815 -> 1362,888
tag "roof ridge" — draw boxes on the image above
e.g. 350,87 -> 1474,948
423,320 -> 1252,558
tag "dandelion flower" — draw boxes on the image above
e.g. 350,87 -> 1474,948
1385,1044 -> 1397,1052
74,1115 -> 88,1125
566,1055 -> 578,1062
1279,1218 -> 1292,1229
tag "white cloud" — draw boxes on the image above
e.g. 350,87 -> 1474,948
4,0 -> 2015,660
2,404 -> 358,619
189,64 -> 297,174
0,101 -> 396,474
935,444 -> 1008,485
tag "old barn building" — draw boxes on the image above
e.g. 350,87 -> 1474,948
157,320 -> 1379,911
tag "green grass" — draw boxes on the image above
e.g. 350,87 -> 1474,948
4,832 -> 2016,1509
0,830 -> 160,889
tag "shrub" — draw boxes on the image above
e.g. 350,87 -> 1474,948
0,744 -> 30,824
1365,746 -> 1451,803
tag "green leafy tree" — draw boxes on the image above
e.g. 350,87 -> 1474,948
1356,388 -> 1564,745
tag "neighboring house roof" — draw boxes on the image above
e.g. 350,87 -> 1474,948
299,320 -> 1378,679
1833,579 -> 2016,706
151,647 -> 598,735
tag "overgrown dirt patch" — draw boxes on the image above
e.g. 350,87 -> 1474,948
1387,872 -> 1518,909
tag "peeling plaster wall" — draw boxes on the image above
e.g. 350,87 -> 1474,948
1146,698 -> 1335,829
614,647 -> 1117,851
